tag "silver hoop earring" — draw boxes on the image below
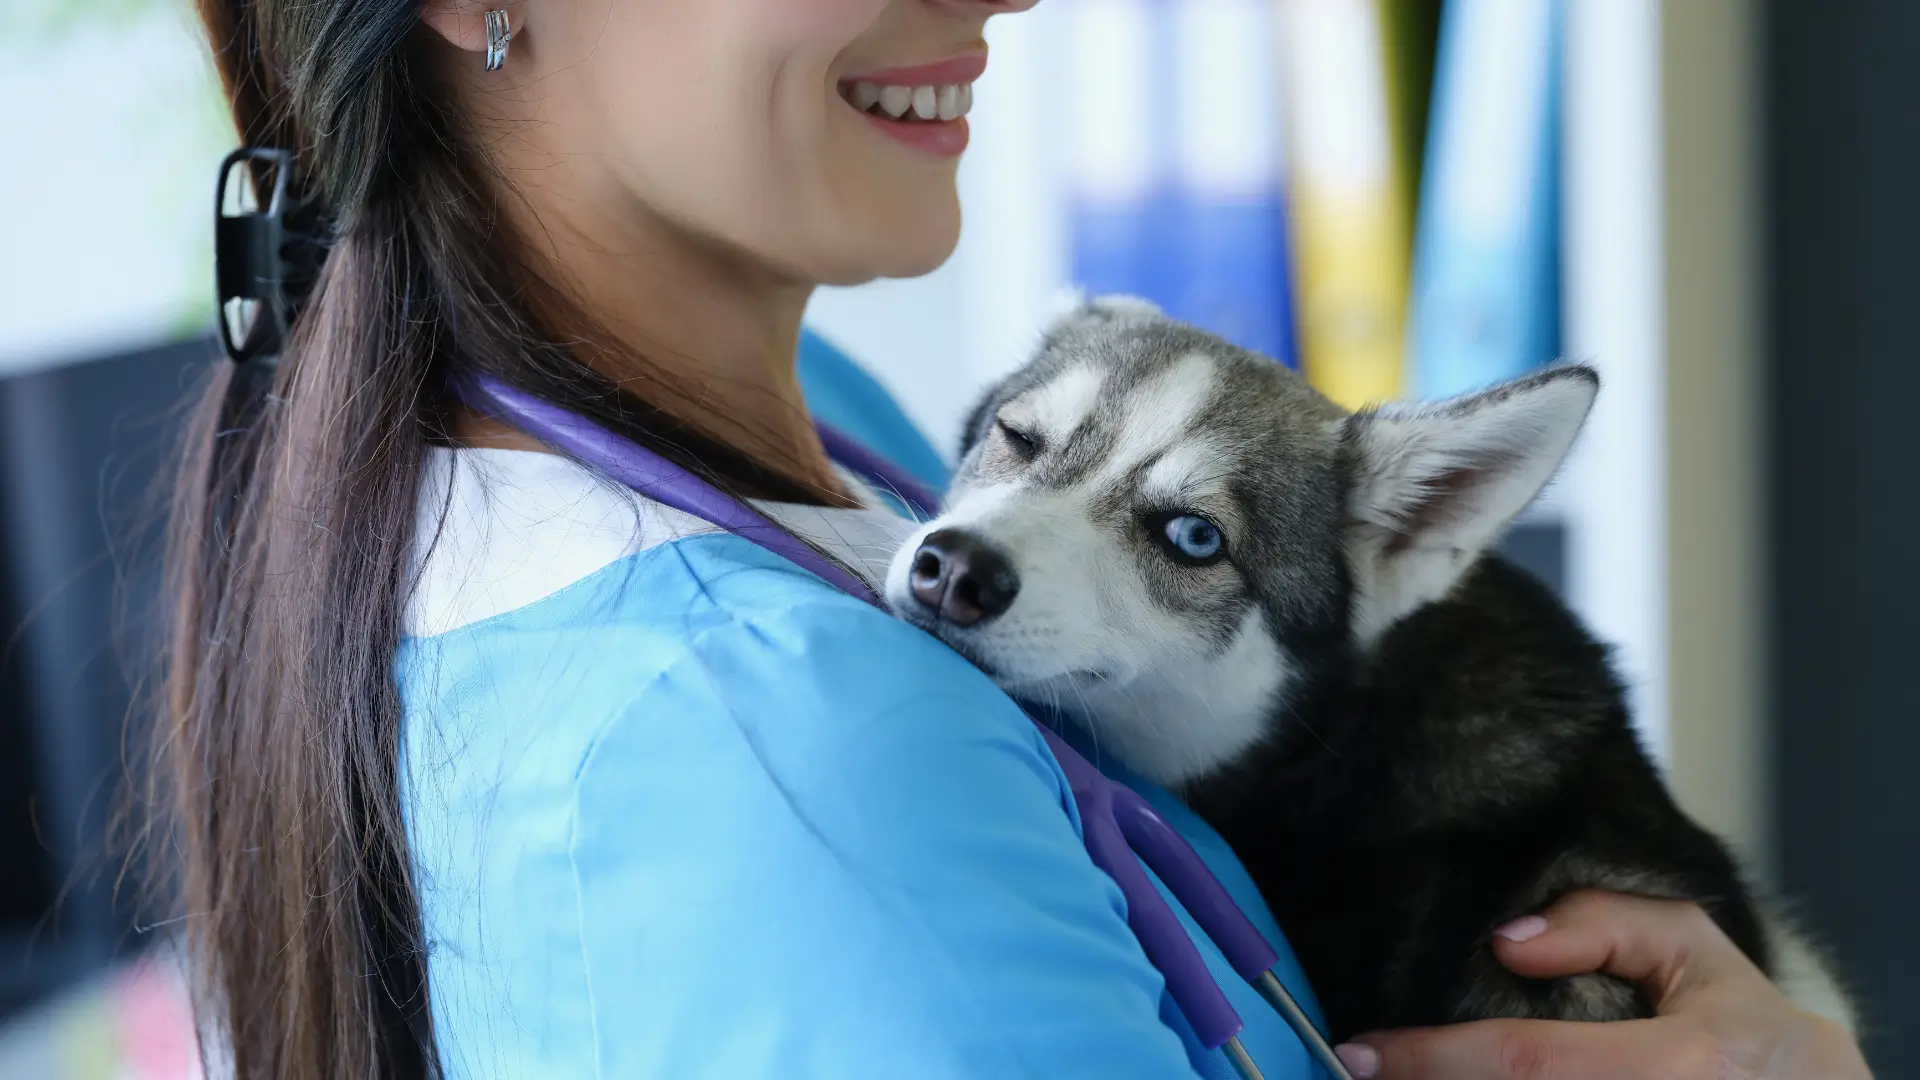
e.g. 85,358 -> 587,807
484,9 -> 512,72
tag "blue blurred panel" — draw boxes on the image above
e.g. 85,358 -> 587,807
1169,196 -> 1298,367
1407,0 -> 1563,398
1165,0 -> 1297,366
1063,0 -> 1169,310
1070,199 -> 1173,308
1064,0 -> 1298,368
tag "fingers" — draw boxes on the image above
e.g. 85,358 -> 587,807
1488,891 -> 1766,1010
1337,1018 -> 1722,1080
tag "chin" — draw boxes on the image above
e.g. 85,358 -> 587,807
882,233 -> 960,278
816,200 -> 961,283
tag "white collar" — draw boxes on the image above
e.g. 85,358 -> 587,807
404,447 -> 919,638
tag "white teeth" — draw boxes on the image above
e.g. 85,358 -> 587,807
852,81 -> 975,121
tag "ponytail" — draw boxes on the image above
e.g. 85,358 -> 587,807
152,3 -> 815,1077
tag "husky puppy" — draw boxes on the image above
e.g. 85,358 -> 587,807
884,298 -> 1851,1039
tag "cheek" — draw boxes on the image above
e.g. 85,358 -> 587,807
780,91 -> 964,281
588,0 -> 961,282
779,0 -> 898,42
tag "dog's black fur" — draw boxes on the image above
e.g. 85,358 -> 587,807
1188,555 -> 1769,1041
917,308 -> 1806,1038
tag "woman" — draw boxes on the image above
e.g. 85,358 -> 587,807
156,0 -> 1872,1077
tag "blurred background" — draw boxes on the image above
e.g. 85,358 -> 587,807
0,0 -> 1912,1074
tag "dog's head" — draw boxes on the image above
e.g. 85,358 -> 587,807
885,297 -> 1597,785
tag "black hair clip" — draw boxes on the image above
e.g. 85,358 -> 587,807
214,147 -> 328,367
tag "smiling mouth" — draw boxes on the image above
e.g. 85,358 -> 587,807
838,79 -> 975,123
837,51 -> 986,129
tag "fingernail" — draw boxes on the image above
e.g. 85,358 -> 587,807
1335,1043 -> 1381,1079
1494,914 -> 1550,943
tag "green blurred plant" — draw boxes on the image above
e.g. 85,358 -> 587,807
24,0 -> 185,40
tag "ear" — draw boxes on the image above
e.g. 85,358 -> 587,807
419,0 -> 514,57
1342,365 -> 1598,644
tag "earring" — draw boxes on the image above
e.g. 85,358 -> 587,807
484,9 -> 512,72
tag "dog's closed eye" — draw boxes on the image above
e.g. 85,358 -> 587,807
996,419 -> 1039,460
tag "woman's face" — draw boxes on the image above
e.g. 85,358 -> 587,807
488,0 -> 1038,285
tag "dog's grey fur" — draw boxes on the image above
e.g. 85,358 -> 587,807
886,297 -> 1854,1039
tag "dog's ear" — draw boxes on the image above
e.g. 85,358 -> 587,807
1341,365 -> 1598,644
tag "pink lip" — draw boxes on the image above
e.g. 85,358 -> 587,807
839,49 -> 985,159
842,51 -> 988,88
858,112 -> 970,157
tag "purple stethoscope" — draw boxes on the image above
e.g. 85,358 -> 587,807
466,374 -> 1353,1080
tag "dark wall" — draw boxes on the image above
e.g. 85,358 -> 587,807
1765,0 -> 1919,1069
0,337 -> 216,1019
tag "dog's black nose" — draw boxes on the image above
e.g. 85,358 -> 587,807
908,529 -> 1020,627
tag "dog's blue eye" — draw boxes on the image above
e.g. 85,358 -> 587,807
1160,514 -> 1225,564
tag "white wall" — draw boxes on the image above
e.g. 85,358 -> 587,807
1,8 -> 229,375
1562,0 -> 1670,758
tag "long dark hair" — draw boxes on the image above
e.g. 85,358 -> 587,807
153,4 -> 816,1077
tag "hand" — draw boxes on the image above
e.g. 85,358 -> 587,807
1331,890 -> 1870,1080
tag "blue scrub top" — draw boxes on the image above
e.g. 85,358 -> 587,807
398,329 -> 1329,1079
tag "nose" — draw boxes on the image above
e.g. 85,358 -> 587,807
908,529 -> 1020,627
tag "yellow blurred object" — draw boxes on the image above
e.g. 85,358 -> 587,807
0,951 -> 200,1080
1276,0 -> 1415,409
54,994 -> 123,1080
1381,0 -> 1442,232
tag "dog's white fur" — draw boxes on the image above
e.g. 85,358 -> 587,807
886,474 -> 1293,784
1009,364 -> 1105,445
887,350 -> 1294,783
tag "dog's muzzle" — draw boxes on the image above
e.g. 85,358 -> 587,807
905,528 -> 1020,627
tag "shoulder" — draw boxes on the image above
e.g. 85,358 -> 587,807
404,445 -> 717,637
542,561 -> 1213,1079
565,545 -> 1068,834
400,521 -> 1030,765
405,534 -> 1202,1077
404,442 -> 920,637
